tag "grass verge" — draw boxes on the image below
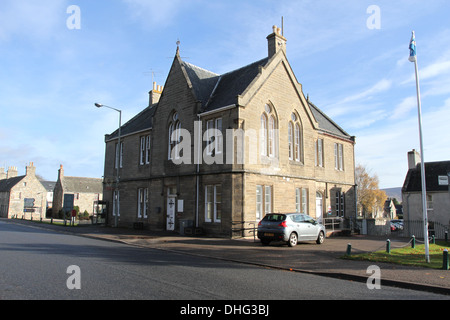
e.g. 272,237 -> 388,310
343,241 -> 450,269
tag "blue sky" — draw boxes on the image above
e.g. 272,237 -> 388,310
1,0 -> 449,188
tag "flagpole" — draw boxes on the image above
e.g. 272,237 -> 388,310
410,31 -> 430,263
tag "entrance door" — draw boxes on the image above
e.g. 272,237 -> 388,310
166,196 -> 176,231
315,192 -> 323,223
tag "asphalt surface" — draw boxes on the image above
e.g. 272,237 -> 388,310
3,218 -> 449,297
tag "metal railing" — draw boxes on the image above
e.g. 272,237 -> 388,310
231,221 -> 258,241
323,217 -> 344,232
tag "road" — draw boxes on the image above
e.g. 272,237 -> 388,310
0,220 -> 447,302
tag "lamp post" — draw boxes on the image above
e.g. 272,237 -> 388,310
95,103 -> 122,228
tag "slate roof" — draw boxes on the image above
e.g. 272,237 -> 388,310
308,101 -> 353,140
0,176 -> 25,192
191,58 -> 269,112
106,104 -> 156,141
402,161 -> 450,192
62,177 -> 103,194
182,61 -> 219,108
40,180 -> 56,192
106,55 -> 351,142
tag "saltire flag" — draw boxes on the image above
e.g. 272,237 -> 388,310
409,31 -> 417,62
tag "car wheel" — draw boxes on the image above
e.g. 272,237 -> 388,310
316,231 -> 324,245
288,233 -> 298,247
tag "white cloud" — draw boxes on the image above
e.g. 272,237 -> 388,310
341,79 -> 392,104
390,96 -> 416,120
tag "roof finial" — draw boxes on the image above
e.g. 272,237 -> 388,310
176,39 -> 181,52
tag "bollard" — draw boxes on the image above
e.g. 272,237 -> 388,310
431,235 -> 435,244
443,249 -> 449,271
346,243 -> 352,256
411,235 -> 415,249
445,231 -> 448,243
386,239 -> 391,254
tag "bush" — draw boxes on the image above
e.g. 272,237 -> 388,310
78,210 -> 90,220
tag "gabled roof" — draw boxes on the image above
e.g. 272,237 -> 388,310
181,57 -> 270,112
201,58 -> 269,112
0,176 -> 25,192
402,161 -> 450,192
106,51 -> 352,143
181,61 -> 219,108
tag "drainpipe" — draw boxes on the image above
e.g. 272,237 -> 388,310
195,114 -> 201,228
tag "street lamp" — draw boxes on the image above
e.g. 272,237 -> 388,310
95,103 -> 122,228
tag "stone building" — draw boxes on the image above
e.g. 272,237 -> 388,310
0,163 -> 47,219
102,26 -> 356,237
52,165 -> 103,217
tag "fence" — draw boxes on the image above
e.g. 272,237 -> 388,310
402,220 -> 449,240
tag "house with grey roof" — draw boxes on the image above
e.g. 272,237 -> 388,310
101,26 -> 356,237
402,149 -> 450,238
52,165 -> 102,218
0,163 -> 47,219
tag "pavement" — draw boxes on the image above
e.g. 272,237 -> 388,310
4,218 -> 450,296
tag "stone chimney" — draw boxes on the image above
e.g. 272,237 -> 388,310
7,166 -> 18,179
267,25 -> 287,58
26,162 -> 36,177
408,149 -> 420,170
58,164 -> 64,181
149,82 -> 163,105
0,168 -> 6,180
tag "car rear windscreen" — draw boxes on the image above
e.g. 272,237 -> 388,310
263,214 -> 286,222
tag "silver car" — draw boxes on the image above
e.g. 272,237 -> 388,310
257,213 -> 326,247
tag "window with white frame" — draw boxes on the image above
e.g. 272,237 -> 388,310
426,194 -> 433,211
168,113 -> 181,160
256,185 -> 272,220
296,188 -> 308,214
205,185 -> 222,223
288,122 -> 294,160
205,117 -> 223,155
137,188 -> 148,218
115,142 -> 123,169
260,104 -> 278,158
260,114 -> 268,156
140,135 -> 151,165
288,113 -> 303,162
315,138 -> 324,167
334,143 -> 344,171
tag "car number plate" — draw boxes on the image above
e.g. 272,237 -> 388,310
264,233 -> 274,237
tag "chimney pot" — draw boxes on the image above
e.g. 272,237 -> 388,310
267,25 -> 287,58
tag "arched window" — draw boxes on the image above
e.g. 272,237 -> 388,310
295,123 -> 301,161
269,116 -> 276,157
289,112 -> 303,163
288,122 -> 294,160
261,104 -> 278,158
168,112 -> 181,160
260,114 -> 268,156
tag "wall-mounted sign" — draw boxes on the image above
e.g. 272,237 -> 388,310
438,175 -> 449,186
